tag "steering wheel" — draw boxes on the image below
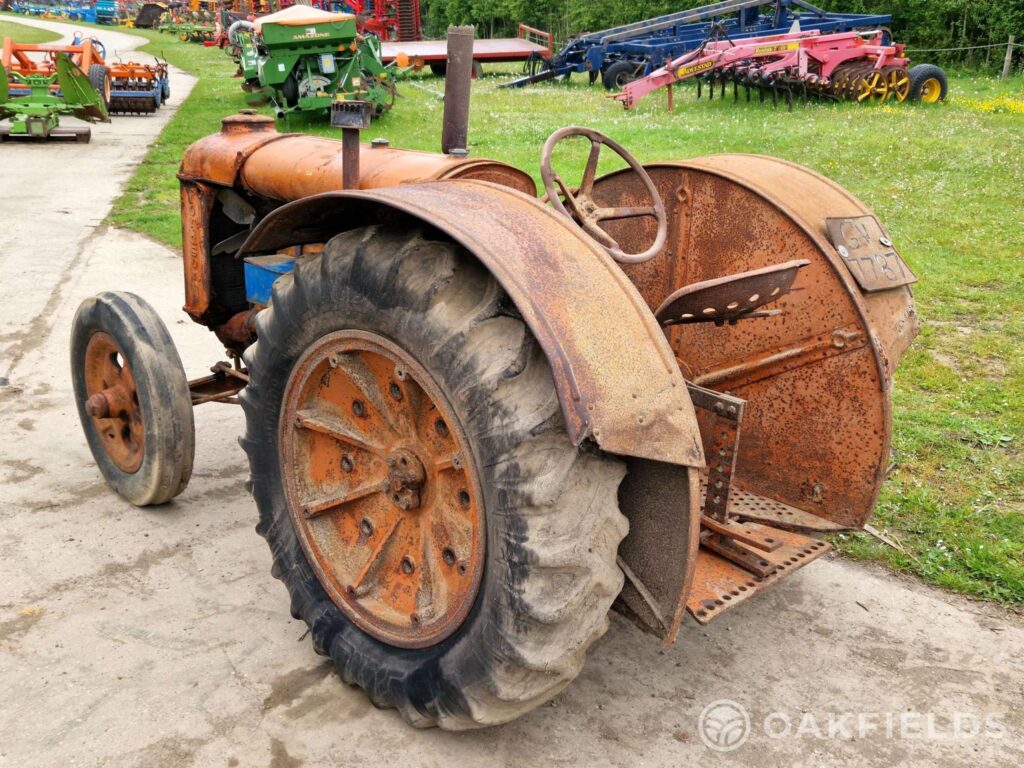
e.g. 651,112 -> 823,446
89,37 -> 107,59
540,126 -> 667,264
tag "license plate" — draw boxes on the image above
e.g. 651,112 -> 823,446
826,215 -> 917,293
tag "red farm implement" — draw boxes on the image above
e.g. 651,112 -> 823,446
614,27 -> 948,110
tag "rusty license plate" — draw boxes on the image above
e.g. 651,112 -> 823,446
826,215 -> 917,293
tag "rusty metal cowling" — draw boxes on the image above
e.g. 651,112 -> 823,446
178,114 -> 536,326
177,113 -> 536,197
590,155 -> 919,531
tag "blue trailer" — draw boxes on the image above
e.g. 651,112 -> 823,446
504,0 -> 892,89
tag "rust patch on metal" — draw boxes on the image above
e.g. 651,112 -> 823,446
592,158 -> 918,529
687,525 -> 832,624
179,181 -> 218,323
279,330 -> 485,648
83,332 -> 144,474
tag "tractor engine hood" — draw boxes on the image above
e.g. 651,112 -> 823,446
177,112 -> 536,198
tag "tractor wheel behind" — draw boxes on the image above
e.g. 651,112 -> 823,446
241,226 -> 628,729
602,60 -> 640,91
88,63 -> 111,109
908,64 -> 948,103
71,292 -> 195,506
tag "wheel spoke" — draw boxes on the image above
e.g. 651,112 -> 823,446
416,527 -> 438,619
595,205 -> 656,221
295,409 -> 385,456
553,174 -> 584,220
333,352 -> 402,436
303,480 -> 388,518
350,515 -> 403,591
581,218 -> 620,249
579,139 -> 602,196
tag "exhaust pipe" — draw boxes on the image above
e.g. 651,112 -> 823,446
441,25 -> 474,155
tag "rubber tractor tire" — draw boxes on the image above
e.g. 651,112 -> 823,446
908,63 -> 948,103
71,291 -> 195,506
602,60 -> 641,91
240,225 -> 629,729
88,63 -> 111,109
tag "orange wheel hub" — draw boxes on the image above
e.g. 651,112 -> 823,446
279,331 -> 485,648
83,332 -> 145,473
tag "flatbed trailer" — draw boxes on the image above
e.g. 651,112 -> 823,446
382,23 -> 552,74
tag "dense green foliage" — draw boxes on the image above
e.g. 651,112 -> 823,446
422,1 -> 1024,72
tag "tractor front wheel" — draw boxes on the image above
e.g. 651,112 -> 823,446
71,292 -> 195,506
241,226 -> 628,728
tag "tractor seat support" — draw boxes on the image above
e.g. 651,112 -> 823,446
684,380 -> 833,623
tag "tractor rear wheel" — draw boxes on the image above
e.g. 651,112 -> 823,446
71,292 -> 194,506
88,63 -> 111,109
240,226 -> 628,728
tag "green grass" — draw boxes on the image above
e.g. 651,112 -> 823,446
0,19 -> 62,44
7,13 -> 1023,607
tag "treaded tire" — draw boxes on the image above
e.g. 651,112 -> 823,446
602,60 -> 640,91
240,226 -> 628,729
87,63 -> 111,108
71,291 -> 195,506
908,63 -> 948,102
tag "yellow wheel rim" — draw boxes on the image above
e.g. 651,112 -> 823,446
919,77 -> 942,104
857,72 -> 888,103
885,68 -> 910,102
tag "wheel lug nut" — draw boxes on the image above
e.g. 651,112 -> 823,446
352,399 -> 366,417
85,392 -> 110,418
341,455 -> 354,472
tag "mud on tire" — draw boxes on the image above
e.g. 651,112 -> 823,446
240,226 -> 628,729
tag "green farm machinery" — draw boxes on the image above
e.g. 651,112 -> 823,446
0,39 -> 110,142
235,5 -> 400,119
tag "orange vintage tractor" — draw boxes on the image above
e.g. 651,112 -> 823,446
71,65 -> 918,728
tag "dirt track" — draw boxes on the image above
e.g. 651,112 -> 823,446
0,17 -> 1022,768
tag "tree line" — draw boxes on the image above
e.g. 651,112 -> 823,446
422,0 -> 1024,71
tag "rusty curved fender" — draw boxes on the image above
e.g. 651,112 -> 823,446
239,179 -> 704,470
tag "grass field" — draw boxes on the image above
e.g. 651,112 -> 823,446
7,15 -> 1022,607
0,18 -> 62,44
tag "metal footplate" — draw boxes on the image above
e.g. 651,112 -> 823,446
686,381 -> 833,625
688,525 -> 832,624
